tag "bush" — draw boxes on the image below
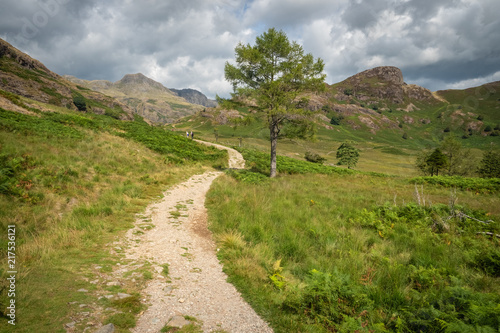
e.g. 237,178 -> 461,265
72,93 -> 87,111
304,151 -> 326,164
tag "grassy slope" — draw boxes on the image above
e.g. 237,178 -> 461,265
0,99 -> 226,332
206,170 -> 500,332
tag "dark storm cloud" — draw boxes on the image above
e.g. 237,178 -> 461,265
0,0 -> 499,97
0,0 -> 96,48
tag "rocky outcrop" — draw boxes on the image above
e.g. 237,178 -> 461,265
334,66 -> 438,106
170,88 -> 217,108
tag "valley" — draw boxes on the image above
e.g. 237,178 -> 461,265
0,37 -> 499,332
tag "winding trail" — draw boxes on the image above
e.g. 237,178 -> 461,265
125,142 -> 272,332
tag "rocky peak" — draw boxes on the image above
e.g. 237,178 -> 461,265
115,73 -> 169,92
337,66 -> 435,105
170,88 -> 217,108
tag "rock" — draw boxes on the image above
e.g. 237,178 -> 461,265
65,321 -> 76,328
116,293 -> 132,299
170,88 -> 218,107
78,289 -> 89,293
106,281 -> 120,287
94,323 -> 115,333
168,316 -> 190,328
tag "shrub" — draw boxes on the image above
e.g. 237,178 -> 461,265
72,93 -> 87,111
343,88 -> 353,96
304,151 -> 326,164
336,142 -> 360,169
330,114 -> 343,125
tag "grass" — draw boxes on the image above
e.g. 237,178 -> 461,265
206,169 -> 500,332
0,101 -> 227,332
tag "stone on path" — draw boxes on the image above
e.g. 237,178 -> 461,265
95,323 -> 115,333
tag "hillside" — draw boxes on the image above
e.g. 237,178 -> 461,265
64,73 -> 205,124
0,38 -> 133,120
173,66 -> 500,175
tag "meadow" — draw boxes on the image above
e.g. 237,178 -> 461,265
207,164 -> 500,332
0,102 -> 226,332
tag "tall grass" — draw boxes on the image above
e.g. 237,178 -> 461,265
0,105 -> 225,332
206,172 -> 500,332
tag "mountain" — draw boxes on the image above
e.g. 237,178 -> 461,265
170,88 -> 217,108
0,38 -> 133,120
64,73 -> 204,124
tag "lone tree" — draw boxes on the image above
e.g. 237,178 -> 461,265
478,149 -> 500,178
426,148 -> 448,176
224,28 -> 326,177
336,142 -> 360,169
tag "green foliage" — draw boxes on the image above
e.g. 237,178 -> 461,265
410,175 -> 500,192
105,312 -> 136,328
304,150 -> 326,164
329,113 -> 343,125
224,27 -> 326,177
284,269 -> 373,330
116,120 -> 227,163
72,92 -> 87,111
207,172 -> 500,333
236,147 -> 355,177
478,150 -> 500,178
0,150 -> 39,201
0,107 -> 84,138
225,169 -> 269,184
336,142 -> 360,169
417,148 -> 448,176
343,88 -> 353,96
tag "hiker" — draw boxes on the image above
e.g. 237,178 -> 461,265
186,131 -> 189,138
191,131 -> 194,139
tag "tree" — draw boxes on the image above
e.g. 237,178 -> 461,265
73,94 -> 87,111
439,136 -> 475,176
478,149 -> 500,178
224,28 -> 326,177
336,142 -> 360,169
426,148 -> 448,176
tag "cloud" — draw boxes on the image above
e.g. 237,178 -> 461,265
1,0 -> 499,98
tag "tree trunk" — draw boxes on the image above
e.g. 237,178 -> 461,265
269,118 -> 279,178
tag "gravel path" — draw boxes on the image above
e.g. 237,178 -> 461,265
125,143 -> 272,333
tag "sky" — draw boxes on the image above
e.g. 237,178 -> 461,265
1,0 -> 500,99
